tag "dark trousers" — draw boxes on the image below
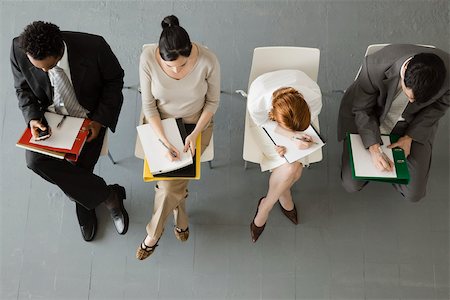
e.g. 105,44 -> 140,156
340,123 -> 432,202
26,127 -> 110,224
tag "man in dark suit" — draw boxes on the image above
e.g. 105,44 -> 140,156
10,21 -> 129,241
338,44 -> 449,202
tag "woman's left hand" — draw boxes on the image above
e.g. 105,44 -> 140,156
184,131 -> 199,156
275,145 -> 287,157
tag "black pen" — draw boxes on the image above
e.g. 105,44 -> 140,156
56,115 -> 67,128
158,138 -> 177,158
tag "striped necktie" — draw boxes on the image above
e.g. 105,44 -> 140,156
49,66 -> 87,118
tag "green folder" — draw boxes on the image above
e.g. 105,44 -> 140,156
347,133 -> 410,184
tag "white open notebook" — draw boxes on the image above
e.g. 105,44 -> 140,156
262,120 -> 325,163
137,118 -> 193,175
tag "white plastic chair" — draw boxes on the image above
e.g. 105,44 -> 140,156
242,46 -> 322,169
354,43 -> 436,80
135,43 -> 214,168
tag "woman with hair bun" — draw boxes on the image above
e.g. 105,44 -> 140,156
136,15 -> 220,260
247,69 -> 322,242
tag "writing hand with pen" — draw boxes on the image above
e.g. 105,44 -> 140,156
291,133 -> 316,149
158,138 -> 180,161
368,143 -> 394,172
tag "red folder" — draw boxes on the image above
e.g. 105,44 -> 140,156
16,119 -> 91,162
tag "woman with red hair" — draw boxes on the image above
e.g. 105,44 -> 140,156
247,69 -> 322,242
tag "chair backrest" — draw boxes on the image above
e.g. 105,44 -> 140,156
355,43 -> 436,80
142,43 -> 155,50
248,46 -> 320,88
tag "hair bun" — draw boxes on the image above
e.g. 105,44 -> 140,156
161,15 -> 180,29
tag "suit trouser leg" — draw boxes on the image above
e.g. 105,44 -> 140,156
340,139 -> 368,192
392,140 -> 431,202
26,128 -> 108,223
146,179 -> 189,239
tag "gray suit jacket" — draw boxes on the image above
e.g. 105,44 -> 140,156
337,44 -> 449,148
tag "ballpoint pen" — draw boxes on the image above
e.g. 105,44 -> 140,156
56,115 -> 67,128
158,138 -> 178,158
291,135 -> 318,144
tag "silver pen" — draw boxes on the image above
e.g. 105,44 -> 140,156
158,138 -> 177,158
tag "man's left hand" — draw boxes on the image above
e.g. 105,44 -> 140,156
388,135 -> 412,157
84,120 -> 103,142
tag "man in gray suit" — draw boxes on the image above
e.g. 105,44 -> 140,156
338,44 -> 449,202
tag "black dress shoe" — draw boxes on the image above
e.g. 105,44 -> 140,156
80,218 -> 97,241
76,205 -> 97,242
105,184 -> 129,235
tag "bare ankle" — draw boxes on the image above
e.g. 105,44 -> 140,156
144,235 -> 158,247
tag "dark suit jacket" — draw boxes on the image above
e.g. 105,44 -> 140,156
10,31 -> 124,132
338,44 -> 450,148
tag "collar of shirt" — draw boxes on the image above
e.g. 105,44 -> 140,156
399,56 -> 413,80
56,41 -> 73,83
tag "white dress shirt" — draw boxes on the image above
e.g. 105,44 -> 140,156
247,69 -> 322,126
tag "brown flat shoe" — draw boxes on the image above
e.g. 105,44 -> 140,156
136,238 -> 159,260
279,203 -> 299,225
250,197 -> 266,243
174,226 -> 189,242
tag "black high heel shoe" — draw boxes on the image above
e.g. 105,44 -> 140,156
279,202 -> 299,225
250,197 -> 266,243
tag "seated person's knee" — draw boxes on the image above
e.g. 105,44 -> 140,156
399,188 -> 425,203
286,162 -> 301,179
341,177 -> 367,193
25,153 -> 45,172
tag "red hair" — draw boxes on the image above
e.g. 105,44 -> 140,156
269,87 -> 311,131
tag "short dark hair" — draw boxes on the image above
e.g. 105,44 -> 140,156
404,53 -> 446,102
19,21 -> 64,60
158,15 -> 192,61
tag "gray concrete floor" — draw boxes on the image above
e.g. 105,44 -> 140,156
1,89 -> 448,300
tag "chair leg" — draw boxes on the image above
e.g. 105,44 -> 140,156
208,161 -> 213,169
244,160 -> 248,170
107,150 -> 116,165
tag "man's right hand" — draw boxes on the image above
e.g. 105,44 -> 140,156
29,119 -> 51,140
369,144 -> 394,172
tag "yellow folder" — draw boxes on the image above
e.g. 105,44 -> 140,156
143,133 -> 202,182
